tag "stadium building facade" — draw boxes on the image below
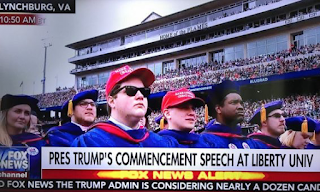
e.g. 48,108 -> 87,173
49,0 -> 320,132
66,0 -> 320,93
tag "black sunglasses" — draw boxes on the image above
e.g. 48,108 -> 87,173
268,113 -> 287,118
111,86 -> 151,97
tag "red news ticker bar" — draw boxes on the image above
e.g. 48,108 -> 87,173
0,13 -> 43,25
42,170 -> 320,182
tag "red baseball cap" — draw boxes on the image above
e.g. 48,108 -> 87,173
105,65 -> 155,96
161,88 -> 204,112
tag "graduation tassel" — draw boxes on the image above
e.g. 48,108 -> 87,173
260,104 -> 266,124
312,130 -> 316,142
205,104 -> 209,124
160,117 -> 165,130
301,117 -> 308,133
67,100 -> 73,117
59,121 -> 61,126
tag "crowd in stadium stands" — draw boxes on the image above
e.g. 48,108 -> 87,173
33,88 -> 77,108
32,43 -> 320,108
55,86 -> 70,91
151,44 -> 320,93
73,2 -> 318,72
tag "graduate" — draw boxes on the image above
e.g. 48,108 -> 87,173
307,119 -> 320,149
202,80 -> 260,149
157,88 -> 210,147
153,114 -> 168,133
45,89 -> 98,146
280,116 -> 317,149
72,65 -> 180,147
0,94 -> 45,179
247,100 -> 286,149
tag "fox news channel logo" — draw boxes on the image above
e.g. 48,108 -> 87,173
0,146 -> 30,179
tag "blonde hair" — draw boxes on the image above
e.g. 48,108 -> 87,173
0,110 -> 13,146
279,130 -> 296,148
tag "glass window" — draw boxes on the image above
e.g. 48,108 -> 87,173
212,50 -> 224,63
225,47 -> 234,54
132,33 -> 146,42
77,77 -> 82,88
235,45 -> 243,52
146,29 -> 160,38
248,2 -> 256,9
306,35 -> 317,45
305,28 -> 317,36
148,64 -> 154,73
154,63 -> 162,76
267,37 -> 276,44
247,48 -> 256,58
87,75 -> 98,86
98,72 -> 109,85
225,52 -> 234,62
125,36 -> 133,44
179,54 -> 207,68
79,77 -> 87,88
175,21 -> 190,31
257,39 -> 266,47
207,11 -> 220,21
277,41 -> 287,52
92,45 -> 99,53
257,46 -> 266,56
163,60 -> 176,74
224,45 -> 243,61
276,35 -> 286,42
161,25 -> 174,34
247,42 -> 256,49
267,43 -> 277,54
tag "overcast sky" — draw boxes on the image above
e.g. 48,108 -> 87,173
0,0 -> 212,97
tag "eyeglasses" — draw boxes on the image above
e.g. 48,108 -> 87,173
78,101 -> 96,108
111,86 -> 151,97
268,113 -> 287,118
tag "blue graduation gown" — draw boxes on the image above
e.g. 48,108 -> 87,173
247,132 -> 283,149
306,143 -> 320,149
158,129 -> 211,148
10,133 -> 46,179
72,121 -> 181,147
201,121 -> 260,149
46,122 -> 84,147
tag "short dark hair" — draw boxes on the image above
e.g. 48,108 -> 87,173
106,83 -> 121,116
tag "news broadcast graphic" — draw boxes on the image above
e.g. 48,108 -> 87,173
42,148 -> 320,173
0,146 -> 30,179
0,13 -> 45,25
0,0 -> 75,13
5,147 -> 310,191
1,0 -> 320,191
1,179 -> 320,191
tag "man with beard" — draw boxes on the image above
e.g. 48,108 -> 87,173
72,65 -> 180,147
45,89 -> 98,146
201,80 -> 259,149
248,100 -> 286,148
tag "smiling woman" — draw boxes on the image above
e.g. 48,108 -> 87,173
0,94 -> 39,146
0,94 -> 46,179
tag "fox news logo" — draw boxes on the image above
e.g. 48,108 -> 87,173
0,147 -> 29,171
